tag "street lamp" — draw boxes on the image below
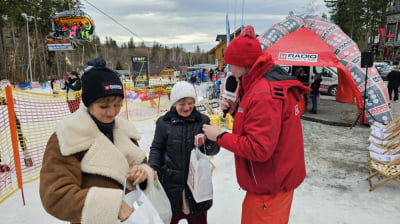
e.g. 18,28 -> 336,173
21,13 -> 33,84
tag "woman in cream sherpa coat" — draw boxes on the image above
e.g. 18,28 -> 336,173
40,66 -> 154,224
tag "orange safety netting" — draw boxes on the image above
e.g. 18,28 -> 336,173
0,85 -> 172,204
0,83 -> 222,204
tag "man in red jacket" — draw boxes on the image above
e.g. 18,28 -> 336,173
203,25 -> 310,223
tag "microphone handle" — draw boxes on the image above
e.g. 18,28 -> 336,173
223,108 -> 230,118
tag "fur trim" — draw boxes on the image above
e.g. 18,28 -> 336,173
56,106 -> 147,189
81,187 -> 122,224
140,164 -> 154,194
55,106 -> 141,156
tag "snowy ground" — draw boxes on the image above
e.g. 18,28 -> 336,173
1,88 -> 400,223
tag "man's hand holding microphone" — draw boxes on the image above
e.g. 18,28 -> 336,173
203,75 -> 238,141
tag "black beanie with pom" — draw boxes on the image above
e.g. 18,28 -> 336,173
81,67 -> 124,107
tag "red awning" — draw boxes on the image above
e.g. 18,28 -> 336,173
265,27 -> 362,109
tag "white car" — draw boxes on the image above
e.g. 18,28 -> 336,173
312,67 -> 338,96
281,66 -> 338,96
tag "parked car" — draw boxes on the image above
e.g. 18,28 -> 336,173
281,66 -> 338,96
380,65 -> 398,81
312,67 -> 338,96
373,61 -> 389,74
373,61 -> 391,80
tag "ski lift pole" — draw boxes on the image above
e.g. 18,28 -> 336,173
157,87 -> 161,115
124,83 -> 129,120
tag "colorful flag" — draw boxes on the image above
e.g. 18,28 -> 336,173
379,28 -> 385,43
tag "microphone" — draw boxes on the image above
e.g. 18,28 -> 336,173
221,75 -> 238,116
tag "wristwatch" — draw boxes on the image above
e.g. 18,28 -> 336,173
216,131 -> 227,142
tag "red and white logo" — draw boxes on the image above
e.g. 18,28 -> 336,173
104,84 -> 122,91
278,52 -> 318,62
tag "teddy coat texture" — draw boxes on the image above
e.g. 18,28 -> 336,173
39,106 -> 153,224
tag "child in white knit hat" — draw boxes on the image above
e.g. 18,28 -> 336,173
148,81 -> 220,223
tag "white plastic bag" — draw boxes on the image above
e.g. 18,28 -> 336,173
147,179 -> 172,224
187,147 -> 213,203
122,179 -> 164,224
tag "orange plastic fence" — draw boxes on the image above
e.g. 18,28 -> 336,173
0,85 -> 172,204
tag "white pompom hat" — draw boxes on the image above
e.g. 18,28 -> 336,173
170,81 -> 197,107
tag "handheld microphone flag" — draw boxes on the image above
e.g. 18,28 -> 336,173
221,75 -> 238,116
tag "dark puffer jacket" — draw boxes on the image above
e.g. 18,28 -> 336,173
149,108 -> 219,218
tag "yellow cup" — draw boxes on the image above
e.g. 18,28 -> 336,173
209,114 -> 221,128
225,113 -> 233,130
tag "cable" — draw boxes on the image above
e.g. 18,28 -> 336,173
82,0 -> 144,41
241,0 -> 244,28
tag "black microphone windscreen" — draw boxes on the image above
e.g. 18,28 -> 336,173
225,76 -> 238,92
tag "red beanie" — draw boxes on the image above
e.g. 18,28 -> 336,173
224,25 -> 262,68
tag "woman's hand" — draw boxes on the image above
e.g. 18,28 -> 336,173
152,168 -> 158,181
127,165 -> 148,186
202,124 -> 223,141
194,133 -> 206,147
118,200 -> 133,222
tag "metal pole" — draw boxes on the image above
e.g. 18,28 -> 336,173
23,14 -> 33,84
95,44 -> 98,58
81,45 -> 85,65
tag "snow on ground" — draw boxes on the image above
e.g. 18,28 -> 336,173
1,86 -> 400,223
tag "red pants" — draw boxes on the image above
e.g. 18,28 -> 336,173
241,190 -> 294,224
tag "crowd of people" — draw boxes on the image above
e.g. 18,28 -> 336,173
53,21 -> 92,40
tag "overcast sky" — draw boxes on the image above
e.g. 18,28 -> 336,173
81,0 -> 330,52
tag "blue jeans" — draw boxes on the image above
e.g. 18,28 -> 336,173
311,94 -> 318,112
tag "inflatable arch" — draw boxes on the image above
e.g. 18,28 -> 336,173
257,15 -> 392,124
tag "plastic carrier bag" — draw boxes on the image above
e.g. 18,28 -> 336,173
122,179 -> 163,224
147,179 -> 172,224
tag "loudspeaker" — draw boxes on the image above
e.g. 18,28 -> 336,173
361,52 -> 374,68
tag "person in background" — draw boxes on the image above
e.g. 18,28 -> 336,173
387,68 -> 400,103
310,74 -> 322,114
54,24 -> 63,38
149,81 -> 220,224
202,25 -> 310,224
62,23 -> 70,37
209,69 -> 214,81
82,21 -> 91,39
77,21 -> 84,39
213,78 -> 221,99
50,74 -> 58,94
69,22 -> 78,38
295,67 -> 309,109
40,66 -> 154,223
60,71 -> 82,113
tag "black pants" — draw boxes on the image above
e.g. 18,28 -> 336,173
304,93 -> 309,108
388,86 -> 399,101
